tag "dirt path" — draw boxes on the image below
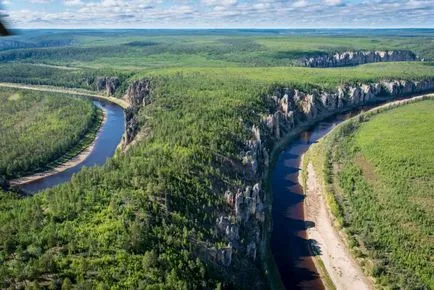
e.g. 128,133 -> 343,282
304,163 -> 372,290
9,111 -> 107,187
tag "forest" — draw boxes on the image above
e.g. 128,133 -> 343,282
0,87 -> 99,179
0,30 -> 433,289
315,100 -> 434,289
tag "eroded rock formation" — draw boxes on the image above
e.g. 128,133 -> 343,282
124,79 -> 152,107
123,79 -> 152,147
300,50 -> 417,68
120,76 -> 433,276
95,76 -> 120,96
216,78 -> 433,270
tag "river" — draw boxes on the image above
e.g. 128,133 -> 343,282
19,99 -> 125,194
270,97 -> 406,289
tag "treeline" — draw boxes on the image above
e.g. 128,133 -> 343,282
0,63 -> 132,96
0,88 -> 98,179
320,100 -> 434,289
1,70 -> 434,288
0,73 -> 270,289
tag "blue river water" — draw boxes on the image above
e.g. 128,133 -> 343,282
270,97 -> 407,289
19,99 -> 125,194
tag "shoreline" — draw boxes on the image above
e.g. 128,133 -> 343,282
300,94 -> 433,290
303,161 -> 371,290
261,95 -> 408,290
9,110 -> 107,187
0,82 -> 130,109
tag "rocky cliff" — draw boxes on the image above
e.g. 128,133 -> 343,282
300,50 -> 417,67
119,76 -> 434,287
95,76 -> 121,96
122,79 -> 152,147
214,78 -> 434,276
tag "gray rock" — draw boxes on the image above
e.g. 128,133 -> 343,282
124,79 -> 151,107
95,76 -> 120,96
300,50 -> 417,68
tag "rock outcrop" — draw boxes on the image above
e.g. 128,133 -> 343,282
123,79 -> 152,147
300,50 -> 417,68
216,78 -> 434,270
124,79 -> 152,107
95,76 -> 121,96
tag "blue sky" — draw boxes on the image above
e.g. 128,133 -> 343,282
1,0 -> 433,28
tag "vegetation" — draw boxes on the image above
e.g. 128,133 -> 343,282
0,87 -> 100,179
2,30 -> 434,69
0,30 -> 433,288
317,100 -> 434,289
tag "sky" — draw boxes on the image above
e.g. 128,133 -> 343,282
1,0 -> 433,29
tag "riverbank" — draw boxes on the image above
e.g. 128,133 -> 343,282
301,94 -> 433,289
262,96 -> 395,290
0,82 -> 130,109
303,161 -> 371,290
9,108 -> 107,187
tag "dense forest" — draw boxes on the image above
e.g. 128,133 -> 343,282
315,100 -> 434,289
0,88 -> 99,179
0,30 -> 433,289
0,29 -> 434,70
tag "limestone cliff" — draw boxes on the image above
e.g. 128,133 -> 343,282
122,79 -> 152,147
95,76 -> 121,96
300,50 -> 417,67
215,78 -> 434,276
118,76 -> 434,288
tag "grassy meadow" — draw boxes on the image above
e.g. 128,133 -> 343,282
316,100 -> 434,289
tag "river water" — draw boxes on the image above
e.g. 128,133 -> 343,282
269,98 -> 400,289
19,99 -> 125,194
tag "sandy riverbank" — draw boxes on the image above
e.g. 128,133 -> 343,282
301,94 -> 434,290
304,163 -> 372,290
9,111 -> 107,187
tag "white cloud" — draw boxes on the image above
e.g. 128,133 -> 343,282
292,0 -> 308,8
29,0 -> 52,3
202,0 -> 237,6
1,0 -> 434,28
324,0 -> 342,6
64,0 -> 83,6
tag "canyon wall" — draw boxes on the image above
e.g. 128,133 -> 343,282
300,50 -> 417,67
95,76 -> 121,96
122,79 -> 152,148
120,77 -> 434,287
215,78 -> 434,272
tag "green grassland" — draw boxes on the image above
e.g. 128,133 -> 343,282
0,30 -> 433,288
2,29 -> 434,70
0,87 -> 99,179
316,100 -> 434,289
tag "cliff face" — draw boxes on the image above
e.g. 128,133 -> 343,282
119,77 -> 433,288
300,50 -> 417,67
95,76 -> 121,96
214,78 -> 434,275
122,79 -> 152,147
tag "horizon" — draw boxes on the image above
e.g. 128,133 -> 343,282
9,27 -> 434,30
1,0 -> 433,29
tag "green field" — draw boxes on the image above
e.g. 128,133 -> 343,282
2,30 -> 434,70
0,88 -> 99,179
318,100 -> 434,289
0,30 -> 433,289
